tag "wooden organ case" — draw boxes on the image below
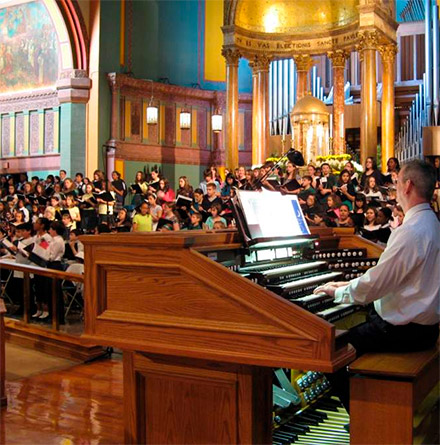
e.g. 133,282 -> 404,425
82,221 -> 383,444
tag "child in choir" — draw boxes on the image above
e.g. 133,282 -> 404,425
191,188 -> 205,215
201,183 -> 222,212
132,202 -> 153,232
213,220 -> 227,230
334,169 -> 356,209
65,195 -> 81,230
361,206 -> 381,234
62,212 -> 74,240
147,193 -> 162,230
97,185 -> 115,225
335,204 -> 354,227
114,208 -> 132,232
298,176 -> 316,204
159,202 -> 180,231
188,212 -> 203,230
204,203 -> 227,230
157,178 -> 175,203
67,229 -> 84,261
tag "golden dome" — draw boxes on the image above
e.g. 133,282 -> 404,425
291,95 -> 329,116
234,0 -> 359,35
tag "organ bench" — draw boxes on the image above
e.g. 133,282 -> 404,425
350,344 -> 440,444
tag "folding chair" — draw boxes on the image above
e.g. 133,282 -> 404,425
0,269 -> 14,306
62,263 -> 84,318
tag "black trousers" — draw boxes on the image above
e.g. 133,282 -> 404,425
329,311 -> 439,412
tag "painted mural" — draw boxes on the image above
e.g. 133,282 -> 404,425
0,0 -> 59,93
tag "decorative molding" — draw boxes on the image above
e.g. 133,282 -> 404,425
222,47 -> 241,66
378,43 -> 398,63
0,90 -> 58,114
293,54 -> 315,72
249,54 -> 271,73
327,50 -> 349,68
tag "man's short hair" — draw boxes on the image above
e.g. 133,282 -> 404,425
401,160 -> 436,201
206,182 -> 216,189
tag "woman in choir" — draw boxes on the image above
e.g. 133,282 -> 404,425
147,169 -> 161,193
280,162 -> 301,195
92,170 -> 105,190
363,176 -> 384,201
111,170 -> 127,215
132,202 -> 153,232
157,178 -> 175,203
344,161 -> 360,188
62,178 -> 78,197
15,198 -> 30,222
361,206 -> 381,235
131,171 -> 148,208
147,193 -> 162,231
303,195 -> 323,226
334,169 -> 356,210
80,183 -> 98,232
386,157 -> 400,174
176,176 -> 194,198
360,156 -> 384,188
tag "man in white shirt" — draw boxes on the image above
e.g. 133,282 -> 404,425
314,160 -> 440,409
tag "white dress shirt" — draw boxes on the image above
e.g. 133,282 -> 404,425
49,235 -> 65,262
335,203 -> 440,325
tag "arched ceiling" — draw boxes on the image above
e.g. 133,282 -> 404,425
234,0 -> 359,35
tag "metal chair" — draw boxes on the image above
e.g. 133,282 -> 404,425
61,263 -> 84,318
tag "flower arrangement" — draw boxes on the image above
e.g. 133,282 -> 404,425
315,154 -> 363,175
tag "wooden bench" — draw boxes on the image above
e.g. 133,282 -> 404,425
349,345 -> 440,444
0,299 -> 6,407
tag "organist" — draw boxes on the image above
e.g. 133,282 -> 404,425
314,159 -> 440,410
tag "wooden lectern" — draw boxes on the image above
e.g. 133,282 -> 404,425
82,231 -> 354,444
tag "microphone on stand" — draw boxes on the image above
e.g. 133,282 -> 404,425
253,148 -> 305,190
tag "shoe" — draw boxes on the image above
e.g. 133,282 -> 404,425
32,311 -> 42,318
39,311 -> 49,319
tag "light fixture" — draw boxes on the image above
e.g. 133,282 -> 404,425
180,108 -> 191,130
146,79 -> 158,125
211,112 -> 222,133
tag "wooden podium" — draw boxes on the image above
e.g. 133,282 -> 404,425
82,231 -> 354,444
0,299 -> 6,407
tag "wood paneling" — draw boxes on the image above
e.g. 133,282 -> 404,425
0,300 -> 6,407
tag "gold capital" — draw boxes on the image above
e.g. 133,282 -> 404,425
222,47 -> 241,66
378,43 -> 398,63
249,54 -> 271,73
293,54 -> 315,72
357,30 -> 380,52
327,50 -> 349,68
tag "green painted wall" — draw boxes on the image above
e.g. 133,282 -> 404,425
124,161 -> 205,191
59,102 -> 86,176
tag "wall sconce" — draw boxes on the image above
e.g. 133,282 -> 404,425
180,108 -> 191,130
211,112 -> 222,133
146,79 -> 158,125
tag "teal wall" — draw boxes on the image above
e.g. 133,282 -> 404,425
59,103 -> 86,176
124,161 -> 205,191
130,0 -> 252,93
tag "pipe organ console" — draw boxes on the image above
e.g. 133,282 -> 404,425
82,193 -> 384,444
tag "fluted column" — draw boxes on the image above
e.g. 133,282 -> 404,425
250,54 -> 271,166
222,48 -> 241,170
328,50 -> 348,155
293,55 -> 314,101
358,31 -> 379,164
379,43 -> 397,172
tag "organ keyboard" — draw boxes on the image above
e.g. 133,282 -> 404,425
201,228 -> 382,443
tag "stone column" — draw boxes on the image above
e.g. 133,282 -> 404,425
222,48 -> 241,170
358,31 -> 379,164
56,69 -> 92,176
250,54 -> 271,166
328,50 -> 348,155
293,55 -> 314,101
379,43 -> 397,172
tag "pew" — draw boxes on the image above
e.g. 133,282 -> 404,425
0,298 -> 6,406
349,345 -> 440,444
